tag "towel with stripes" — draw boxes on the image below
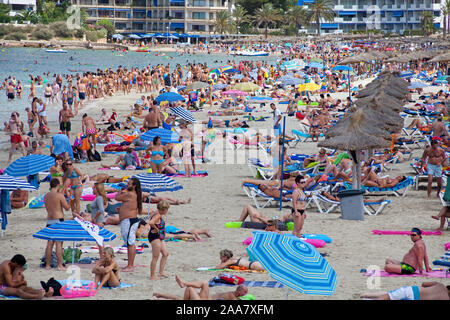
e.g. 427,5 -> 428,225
209,280 -> 284,288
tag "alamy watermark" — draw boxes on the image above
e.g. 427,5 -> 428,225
66,5 -> 81,30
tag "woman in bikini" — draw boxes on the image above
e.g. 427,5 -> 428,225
49,155 -> 64,185
62,160 -> 85,216
216,249 -> 265,272
91,247 -> 120,290
291,175 -> 307,238
148,136 -> 165,174
148,201 -> 170,280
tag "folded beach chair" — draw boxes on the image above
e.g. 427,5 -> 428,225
344,176 -> 415,197
291,129 -> 324,146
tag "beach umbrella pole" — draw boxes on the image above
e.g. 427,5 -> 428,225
279,116 -> 286,211
285,287 -> 290,300
348,70 -> 351,105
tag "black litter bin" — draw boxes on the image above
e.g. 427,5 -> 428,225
337,189 -> 364,221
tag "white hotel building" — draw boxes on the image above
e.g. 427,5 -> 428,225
72,0 -> 234,35
297,0 -> 443,34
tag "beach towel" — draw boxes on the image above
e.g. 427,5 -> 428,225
363,270 -> 449,279
196,267 -> 267,274
372,230 -> 442,236
166,170 -> 208,177
209,280 -> 284,288
58,279 -> 135,289
445,243 -> 450,251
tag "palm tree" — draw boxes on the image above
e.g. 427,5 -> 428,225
443,5 -> 448,38
214,10 -> 230,34
253,3 -> 282,39
306,0 -> 336,35
288,5 -> 308,37
420,10 -> 435,36
232,5 -> 249,34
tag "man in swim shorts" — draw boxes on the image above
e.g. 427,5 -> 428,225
115,177 -> 142,272
44,179 -> 70,270
0,254 -> 48,299
59,102 -> 74,138
421,139 -> 447,199
361,282 -> 450,300
384,227 -> 431,275
82,113 -> 97,150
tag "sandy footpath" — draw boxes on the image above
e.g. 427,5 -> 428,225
0,77 -> 449,300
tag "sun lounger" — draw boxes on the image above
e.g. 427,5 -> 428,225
291,129 -> 324,146
242,183 -> 293,209
311,192 -> 390,215
344,176 -> 415,197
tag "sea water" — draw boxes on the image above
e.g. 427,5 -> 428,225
0,47 -> 280,124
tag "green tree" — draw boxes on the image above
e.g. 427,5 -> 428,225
253,2 -> 282,39
306,0 -> 336,35
214,10 -> 231,34
232,5 -> 249,34
420,10 -> 436,36
0,4 -> 11,23
442,0 -> 450,38
96,18 -> 115,39
288,5 -> 308,36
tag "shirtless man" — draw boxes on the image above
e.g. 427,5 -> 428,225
77,80 -> 86,108
421,139 -> 447,199
143,104 -> 162,131
361,282 -> 449,300
431,117 -> 449,142
82,113 -> 97,150
59,103 -> 74,138
6,82 -> 15,100
0,255 -> 47,299
7,113 -> 27,164
152,275 -> 248,300
114,177 -> 142,272
44,178 -> 70,270
384,228 -> 431,275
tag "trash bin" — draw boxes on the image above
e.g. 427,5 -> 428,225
337,189 -> 365,221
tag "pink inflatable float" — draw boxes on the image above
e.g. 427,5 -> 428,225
81,192 -> 117,201
60,282 -> 97,298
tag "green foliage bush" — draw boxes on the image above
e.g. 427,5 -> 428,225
4,31 -> 27,40
31,27 -> 54,40
85,30 -> 98,42
49,21 -> 74,38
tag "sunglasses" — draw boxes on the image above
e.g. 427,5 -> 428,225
410,233 -> 418,237
66,163 -> 73,166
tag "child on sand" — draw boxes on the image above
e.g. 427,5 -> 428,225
148,200 -> 170,280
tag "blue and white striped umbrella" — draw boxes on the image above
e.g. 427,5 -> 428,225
170,106 -> 197,123
248,96 -> 274,104
408,82 -> 429,89
140,128 -> 180,144
156,92 -> 185,103
0,174 -> 37,191
278,75 -> 304,86
128,173 -> 183,193
5,154 -> 55,177
33,220 -> 116,243
232,74 -> 244,80
248,231 -> 337,296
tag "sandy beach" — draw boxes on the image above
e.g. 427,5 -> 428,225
0,75 -> 449,301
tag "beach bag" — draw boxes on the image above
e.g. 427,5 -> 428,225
219,274 -> 245,285
40,277 -> 62,296
80,138 -> 91,151
62,248 -> 82,264
92,150 -> 101,161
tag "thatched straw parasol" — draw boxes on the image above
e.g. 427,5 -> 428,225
429,52 -> 450,63
354,93 -> 404,113
319,108 -> 392,189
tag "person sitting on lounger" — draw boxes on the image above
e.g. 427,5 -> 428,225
152,275 -> 248,300
216,249 -> 265,272
360,282 -> 450,300
258,184 -> 292,200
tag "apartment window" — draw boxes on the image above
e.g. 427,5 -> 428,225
192,12 -> 206,19
209,12 -> 214,19
193,0 -> 206,6
98,0 -> 110,4
172,11 -> 184,18
192,24 -> 206,31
